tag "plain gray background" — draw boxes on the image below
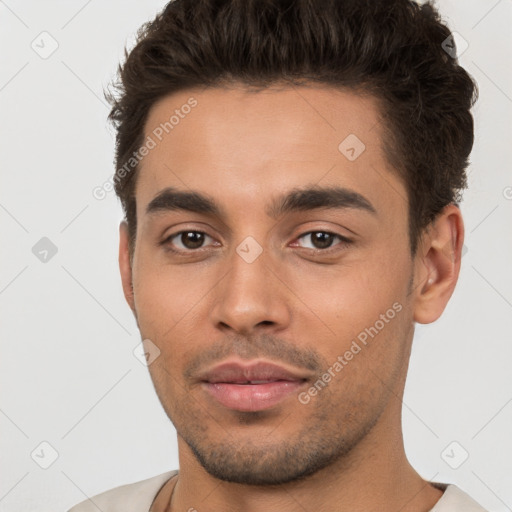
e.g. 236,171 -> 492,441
1,1 -> 511,511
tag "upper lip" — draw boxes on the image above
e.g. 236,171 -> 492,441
198,359 -> 311,384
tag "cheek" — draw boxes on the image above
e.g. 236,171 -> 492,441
288,251 -> 411,362
296,261 -> 407,330
131,260 -> 216,379
132,257 -> 204,332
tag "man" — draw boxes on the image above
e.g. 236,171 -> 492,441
69,0 -> 485,510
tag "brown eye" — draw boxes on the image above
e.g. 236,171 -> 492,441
179,232 -> 206,249
296,231 -> 351,251
163,231 -> 215,251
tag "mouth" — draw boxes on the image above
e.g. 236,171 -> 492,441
198,360 -> 311,412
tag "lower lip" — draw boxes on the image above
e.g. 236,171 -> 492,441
203,380 -> 305,412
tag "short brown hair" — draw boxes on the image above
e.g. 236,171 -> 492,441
106,0 -> 478,261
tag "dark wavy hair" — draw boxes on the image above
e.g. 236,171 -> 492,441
105,0 -> 478,262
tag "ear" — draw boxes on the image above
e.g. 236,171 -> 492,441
119,220 -> 136,314
412,204 -> 464,324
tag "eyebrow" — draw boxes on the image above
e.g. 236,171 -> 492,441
145,185 -> 377,220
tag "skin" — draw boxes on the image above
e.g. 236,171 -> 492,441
118,84 -> 464,512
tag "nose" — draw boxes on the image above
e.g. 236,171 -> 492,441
210,244 -> 291,336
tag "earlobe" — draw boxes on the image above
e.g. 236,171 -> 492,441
119,220 -> 136,314
412,204 -> 464,324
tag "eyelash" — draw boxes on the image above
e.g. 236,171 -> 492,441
160,230 -> 352,255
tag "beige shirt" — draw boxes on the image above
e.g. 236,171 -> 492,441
67,470 -> 489,512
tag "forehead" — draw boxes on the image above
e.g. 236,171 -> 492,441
135,84 -> 405,221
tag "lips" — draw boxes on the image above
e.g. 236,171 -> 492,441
198,360 -> 310,412
199,361 -> 309,383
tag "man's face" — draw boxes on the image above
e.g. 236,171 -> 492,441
123,84 -> 419,484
